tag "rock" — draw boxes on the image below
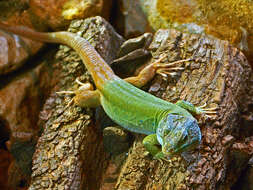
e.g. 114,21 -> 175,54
232,156 -> 253,190
0,1 -> 45,75
103,126 -> 131,155
29,0 -> 70,30
0,47 -> 61,188
111,33 -> 153,77
222,135 -> 235,146
0,29 -> 44,75
225,139 -> 253,188
0,0 -> 29,21
29,0 -> 112,30
139,0 -> 253,66
112,0 -> 153,38
0,149 -> 12,190
0,0 -> 113,75
113,0 -> 253,66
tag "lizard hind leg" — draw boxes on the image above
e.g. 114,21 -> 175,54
56,79 -> 101,108
75,78 -> 94,91
74,89 -> 100,108
153,55 -> 191,78
55,78 -> 93,95
124,55 -> 190,88
73,79 -> 100,108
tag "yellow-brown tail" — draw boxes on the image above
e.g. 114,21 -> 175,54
0,22 -> 116,88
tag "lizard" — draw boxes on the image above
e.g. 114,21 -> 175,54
0,22 -> 216,160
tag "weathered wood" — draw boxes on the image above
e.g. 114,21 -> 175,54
115,29 -> 252,189
27,18 -> 253,190
28,17 -> 124,190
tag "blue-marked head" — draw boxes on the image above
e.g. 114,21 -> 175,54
156,114 -> 201,157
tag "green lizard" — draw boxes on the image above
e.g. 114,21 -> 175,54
0,22 -> 216,159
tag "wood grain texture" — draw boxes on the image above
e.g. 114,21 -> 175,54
28,17 -> 124,190
115,29 -> 252,190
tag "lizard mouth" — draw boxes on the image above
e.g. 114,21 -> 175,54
162,146 -> 179,157
162,142 -> 190,157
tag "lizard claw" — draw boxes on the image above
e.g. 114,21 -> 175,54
55,78 -> 84,95
75,78 -> 94,91
56,79 -> 93,95
196,103 -> 218,119
56,90 -> 75,95
198,102 -> 207,108
153,56 -> 192,78
75,78 -> 86,86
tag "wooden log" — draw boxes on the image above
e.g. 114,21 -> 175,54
28,17 -> 124,190
115,29 -> 252,190
28,18 -> 253,189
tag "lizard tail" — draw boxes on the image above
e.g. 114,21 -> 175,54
0,22 -> 58,43
0,22 -> 116,88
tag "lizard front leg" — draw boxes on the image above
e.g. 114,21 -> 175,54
142,134 -> 164,159
124,55 -> 190,88
175,100 -> 217,116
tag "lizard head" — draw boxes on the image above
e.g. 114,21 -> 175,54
156,114 -> 201,157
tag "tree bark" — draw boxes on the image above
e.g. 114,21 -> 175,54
28,18 -> 253,190
28,17 -> 124,190
115,29 -> 253,190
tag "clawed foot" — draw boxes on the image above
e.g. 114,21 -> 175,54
75,78 -> 94,91
56,79 -> 93,95
154,151 -> 172,164
197,103 -> 218,118
56,91 -> 75,95
56,79 -> 93,108
146,151 -> 170,164
152,55 -> 191,78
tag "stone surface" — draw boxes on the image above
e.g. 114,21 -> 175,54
0,29 -> 43,76
29,0 -> 69,30
103,126 -> 131,155
0,0 -> 44,76
111,32 -> 153,77
139,0 -> 253,66
233,156 -> 253,190
29,0 -> 112,30
0,0 -> 112,76
0,48 -> 60,189
112,0 -> 153,38
0,149 -> 12,190
113,0 -> 253,66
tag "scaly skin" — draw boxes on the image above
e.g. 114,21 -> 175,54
0,22 -> 205,159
